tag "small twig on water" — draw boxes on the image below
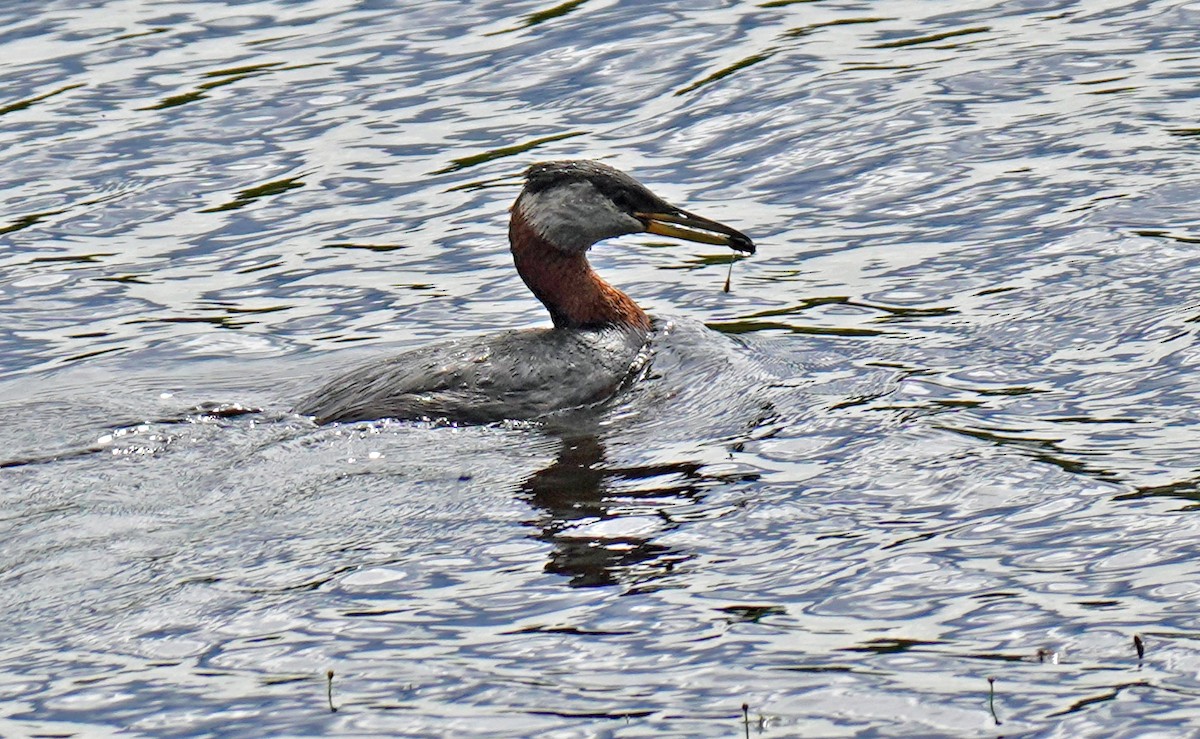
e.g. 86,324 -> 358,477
987,676 -> 1001,726
1134,634 -> 1145,663
327,668 -> 338,713
742,702 -> 750,739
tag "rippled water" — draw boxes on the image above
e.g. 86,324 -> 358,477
3,0 -> 1200,735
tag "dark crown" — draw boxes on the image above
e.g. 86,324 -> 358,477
523,160 -> 670,213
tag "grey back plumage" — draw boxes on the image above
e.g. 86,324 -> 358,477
295,326 -> 649,424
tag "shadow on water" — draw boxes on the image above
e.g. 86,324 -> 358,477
520,427 -> 694,590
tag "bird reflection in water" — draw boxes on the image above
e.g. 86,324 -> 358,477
520,427 -> 711,590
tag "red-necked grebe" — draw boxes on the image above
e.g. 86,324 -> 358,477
296,160 -> 754,424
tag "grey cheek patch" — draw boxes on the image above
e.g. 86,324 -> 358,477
519,183 -> 642,253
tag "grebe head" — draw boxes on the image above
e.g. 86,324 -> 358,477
515,160 -> 755,255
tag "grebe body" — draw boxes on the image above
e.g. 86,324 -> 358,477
296,160 -> 754,424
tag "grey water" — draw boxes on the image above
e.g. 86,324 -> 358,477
2,0 -> 1199,735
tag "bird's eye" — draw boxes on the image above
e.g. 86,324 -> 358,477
610,192 -> 634,211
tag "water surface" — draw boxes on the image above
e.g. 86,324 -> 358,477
2,0 -> 1200,735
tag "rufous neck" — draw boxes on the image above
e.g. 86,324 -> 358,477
509,212 -> 651,333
